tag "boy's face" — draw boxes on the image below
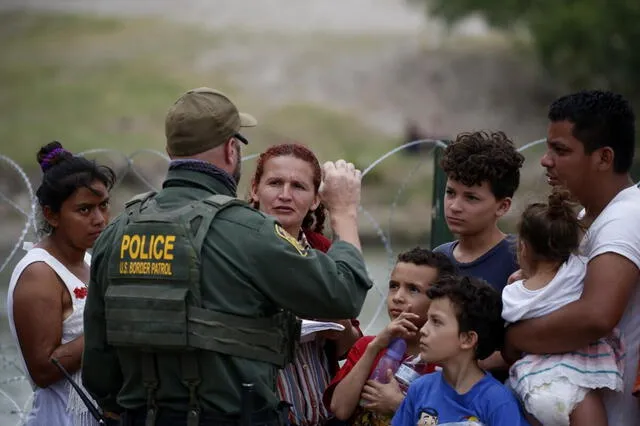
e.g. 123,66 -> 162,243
387,262 -> 439,328
444,179 -> 510,237
541,120 -> 599,204
419,297 -> 471,364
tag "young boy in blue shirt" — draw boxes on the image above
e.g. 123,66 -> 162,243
392,275 -> 529,426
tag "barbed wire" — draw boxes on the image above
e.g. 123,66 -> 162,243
3,137 -> 637,423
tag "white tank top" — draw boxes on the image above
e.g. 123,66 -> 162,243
6,246 -> 97,426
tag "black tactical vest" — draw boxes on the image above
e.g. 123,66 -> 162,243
104,191 -> 300,367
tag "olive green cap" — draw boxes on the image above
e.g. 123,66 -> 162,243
165,87 -> 257,156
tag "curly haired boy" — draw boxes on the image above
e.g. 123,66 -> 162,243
434,130 -> 524,294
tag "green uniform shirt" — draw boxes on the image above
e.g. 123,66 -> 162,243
82,168 -> 373,414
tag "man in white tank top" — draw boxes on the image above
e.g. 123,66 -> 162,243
504,90 -> 640,425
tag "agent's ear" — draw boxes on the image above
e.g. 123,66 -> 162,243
224,137 -> 237,166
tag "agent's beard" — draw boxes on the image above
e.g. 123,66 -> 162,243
232,146 -> 242,184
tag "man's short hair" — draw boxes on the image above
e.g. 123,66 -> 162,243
548,90 -> 636,173
426,275 -> 504,360
440,131 -> 524,199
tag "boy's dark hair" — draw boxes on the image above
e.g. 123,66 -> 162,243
518,187 -> 585,265
440,131 -> 524,199
36,141 -> 116,235
548,90 -> 635,174
397,247 -> 457,277
426,275 -> 504,360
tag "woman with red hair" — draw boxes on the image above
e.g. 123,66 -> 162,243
250,143 -> 362,426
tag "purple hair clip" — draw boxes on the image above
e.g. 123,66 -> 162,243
40,147 -> 68,172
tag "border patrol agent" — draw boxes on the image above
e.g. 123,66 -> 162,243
82,87 -> 373,426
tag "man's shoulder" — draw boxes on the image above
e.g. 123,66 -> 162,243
155,190 -> 270,231
216,201 -> 266,222
212,205 -> 300,254
596,185 -> 640,221
586,186 -> 640,243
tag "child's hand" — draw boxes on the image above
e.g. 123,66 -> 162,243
371,306 -> 419,351
360,369 -> 405,414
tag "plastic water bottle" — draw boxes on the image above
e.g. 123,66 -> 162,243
370,338 -> 407,383
394,355 -> 426,393
360,338 -> 407,406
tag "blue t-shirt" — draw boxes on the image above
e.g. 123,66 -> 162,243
433,235 -> 518,293
391,371 -> 530,426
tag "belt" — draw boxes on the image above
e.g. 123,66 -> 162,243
120,407 -> 287,426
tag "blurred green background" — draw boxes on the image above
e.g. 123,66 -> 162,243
1,1 -> 639,245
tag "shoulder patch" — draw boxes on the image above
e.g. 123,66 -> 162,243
274,223 -> 308,256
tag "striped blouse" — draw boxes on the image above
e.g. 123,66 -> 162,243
276,232 -> 334,426
277,338 -> 333,426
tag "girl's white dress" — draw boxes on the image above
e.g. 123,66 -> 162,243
502,254 -> 624,426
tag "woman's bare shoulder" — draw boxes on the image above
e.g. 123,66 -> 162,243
13,261 -> 62,300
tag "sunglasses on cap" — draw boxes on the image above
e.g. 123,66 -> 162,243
234,133 -> 249,145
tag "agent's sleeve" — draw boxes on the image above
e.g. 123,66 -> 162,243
248,218 -> 373,320
82,226 -> 124,413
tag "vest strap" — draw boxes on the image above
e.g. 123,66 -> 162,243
187,306 -> 300,367
141,353 -> 158,426
124,191 -> 157,221
180,352 -> 200,426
